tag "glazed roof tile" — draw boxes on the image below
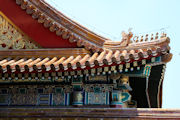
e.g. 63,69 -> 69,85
0,41 -> 171,73
0,0 -> 173,73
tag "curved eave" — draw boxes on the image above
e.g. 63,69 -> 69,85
15,0 -> 109,52
41,0 -> 109,42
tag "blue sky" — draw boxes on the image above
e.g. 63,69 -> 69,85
46,0 -> 180,108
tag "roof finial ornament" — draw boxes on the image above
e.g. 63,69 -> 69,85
120,28 -> 133,46
103,28 -> 133,48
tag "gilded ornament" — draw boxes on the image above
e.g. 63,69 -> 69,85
0,12 -> 39,49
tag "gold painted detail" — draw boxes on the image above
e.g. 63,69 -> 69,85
104,67 -> 109,72
0,12 -> 39,49
111,66 -> 116,71
119,64 -> 123,70
89,75 -> 107,81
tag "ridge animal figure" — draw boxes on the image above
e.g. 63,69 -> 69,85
104,28 -> 133,47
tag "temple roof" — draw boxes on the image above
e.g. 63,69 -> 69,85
0,0 -> 172,72
0,0 -> 173,109
0,0 -> 173,54
0,36 -> 172,74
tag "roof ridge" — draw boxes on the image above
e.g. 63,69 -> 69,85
15,0 -> 171,53
15,0 -> 111,52
41,0 -> 109,41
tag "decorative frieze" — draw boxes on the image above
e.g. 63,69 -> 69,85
0,85 -> 72,106
0,74 -> 134,108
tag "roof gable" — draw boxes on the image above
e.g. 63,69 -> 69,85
0,0 -> 110,51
